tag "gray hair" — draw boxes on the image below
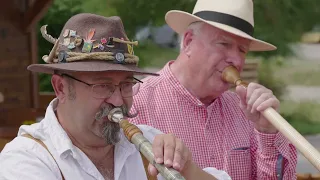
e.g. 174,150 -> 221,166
179,21 -> 204,50
95,103 -> 137,145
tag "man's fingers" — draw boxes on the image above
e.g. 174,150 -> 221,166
152,135 -> 164,164
148,164 -> 158,177
163,134 -> 175,167
172,139 -> 184,171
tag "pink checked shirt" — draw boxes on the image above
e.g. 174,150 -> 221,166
130,61 -> 297,180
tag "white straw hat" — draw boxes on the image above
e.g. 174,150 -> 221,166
165,0 -> 276,51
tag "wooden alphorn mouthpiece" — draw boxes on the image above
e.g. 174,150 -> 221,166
221,65 -> 320,172
221,66 -> 248,87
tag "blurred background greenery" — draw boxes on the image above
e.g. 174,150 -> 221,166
37,0 -> 320,135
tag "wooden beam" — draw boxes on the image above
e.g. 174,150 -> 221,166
23,0 -> 53,32
29,26 -> 40,108
0,2 -> 23,29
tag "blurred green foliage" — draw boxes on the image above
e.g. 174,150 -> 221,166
257,58 -> 287,100
280,101 -> 320,135
252,0 -> 320,57
107,0 -> 195,37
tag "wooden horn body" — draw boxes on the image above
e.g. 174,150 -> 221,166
222,66 -> 320,171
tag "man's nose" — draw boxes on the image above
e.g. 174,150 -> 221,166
105,87 -> 124,107
226,49 -> 244,70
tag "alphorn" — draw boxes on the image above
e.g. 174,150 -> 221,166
107,107 -> 185,180
222,65 -> 320,171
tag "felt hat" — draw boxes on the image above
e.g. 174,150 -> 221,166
28,13 -> 158,76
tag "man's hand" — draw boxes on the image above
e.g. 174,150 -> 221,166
148,133 -> 192,176
236,82 -> 280,134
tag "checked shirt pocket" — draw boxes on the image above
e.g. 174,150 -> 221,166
224,147 -> 251,180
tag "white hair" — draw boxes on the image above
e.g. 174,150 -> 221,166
179,21 -> 204,51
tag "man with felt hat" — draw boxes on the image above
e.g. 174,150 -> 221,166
0,13 -> 231,180
130,0 -> 298,179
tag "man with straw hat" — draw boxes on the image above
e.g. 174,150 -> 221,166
0,13 -> 231,180
130,0 -> 297,179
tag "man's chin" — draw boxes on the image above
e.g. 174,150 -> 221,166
100,121 -> 121,145
92,129 -> 120,145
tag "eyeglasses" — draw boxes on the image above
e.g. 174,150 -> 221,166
61,74 -> 142,99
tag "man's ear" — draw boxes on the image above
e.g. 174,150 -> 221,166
51,74 -> 67,103
182,30 -> 194,57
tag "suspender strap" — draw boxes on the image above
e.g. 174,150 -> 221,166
22,134 -> 156,180
21,134 -> 65,180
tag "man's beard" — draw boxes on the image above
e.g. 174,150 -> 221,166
94,103 -> 137,145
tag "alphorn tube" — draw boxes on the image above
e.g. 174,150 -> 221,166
107,108 -> 185,180
222,66 -> 320,171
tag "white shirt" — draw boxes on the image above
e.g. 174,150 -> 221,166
0,99 -> 231,180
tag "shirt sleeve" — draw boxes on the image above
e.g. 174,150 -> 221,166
251,129 -> 297,179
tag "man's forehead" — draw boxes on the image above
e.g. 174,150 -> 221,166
203,24 -> 251,45
221,34 -> 250,47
